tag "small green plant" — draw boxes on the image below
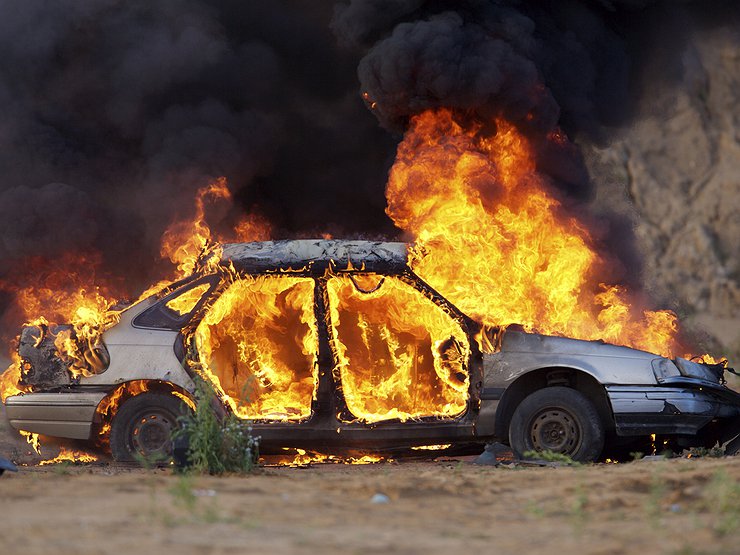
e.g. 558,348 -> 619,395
525,500 -> 545,518
51,461 -> 73,476
522,449 -> 582,466
685,446 -> 725,459
630,451 -> 645,461
176,378 -> 260,475
571,481 -> 589,529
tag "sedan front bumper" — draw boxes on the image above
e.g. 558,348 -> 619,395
607,380 -> 740,438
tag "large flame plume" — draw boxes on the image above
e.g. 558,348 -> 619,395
387,109 -> 680,357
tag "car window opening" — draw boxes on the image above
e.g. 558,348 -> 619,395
193,275 -> 318,421
327,275 -> 470,423
165,283 -> 212,316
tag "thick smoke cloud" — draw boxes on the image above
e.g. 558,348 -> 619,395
0,0 -> 736,326
332,0 -> 739,291
0,0 -> 396,298
334,0 -> 639,194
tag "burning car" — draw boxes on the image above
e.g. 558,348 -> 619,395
3,240 -> 740,462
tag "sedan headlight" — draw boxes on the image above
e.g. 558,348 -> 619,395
651,358 -> 681,382
675,357 -> 723,383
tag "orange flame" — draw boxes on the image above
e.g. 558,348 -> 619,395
267,448 -> 387,467
39,447 -> 97,465
193,274 -> 318,420
387,109 -> 680,356
327,274 -> 470,422
19,430 -> 41,455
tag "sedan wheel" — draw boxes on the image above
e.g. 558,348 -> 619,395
509,386 -> 605,463
110,392 -> 188,463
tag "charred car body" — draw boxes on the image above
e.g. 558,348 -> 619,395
4,240 -> 740,462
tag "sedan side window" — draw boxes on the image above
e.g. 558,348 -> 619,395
133,277 -> 217,330
194,275 -> 318,421
326,275 -> 470,423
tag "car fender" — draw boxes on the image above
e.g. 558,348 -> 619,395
81,299 -> 195,393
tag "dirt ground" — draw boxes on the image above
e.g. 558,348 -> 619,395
2,359 -> 739,555
1,413 -> 739,555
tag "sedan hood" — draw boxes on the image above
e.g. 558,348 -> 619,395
499,329 -> 657,360
482,328 -> 661,386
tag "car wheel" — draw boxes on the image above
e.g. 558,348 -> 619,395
509,386 -> 605,463
110,392 -> 188,463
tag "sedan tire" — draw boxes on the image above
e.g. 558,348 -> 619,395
110,392 -> 188,463
509,386 -> 605,463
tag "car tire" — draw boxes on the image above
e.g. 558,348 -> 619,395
509,386 -> 605,463
110,392 -> 189,463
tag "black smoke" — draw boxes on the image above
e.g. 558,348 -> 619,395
0,0 -> 737,327
0,0 -> 397,300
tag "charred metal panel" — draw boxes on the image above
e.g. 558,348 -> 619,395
674,357 -> 726,382
18,325 -> 71,388
219,240 -> 408,274
82,298 -> 195,393
475,399 -> 499,436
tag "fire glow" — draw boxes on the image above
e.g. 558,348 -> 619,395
0,109 -> 711,462
388,109 -> 679,357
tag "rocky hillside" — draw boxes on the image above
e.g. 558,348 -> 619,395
584,25 -> 740,357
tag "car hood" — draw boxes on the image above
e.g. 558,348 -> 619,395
482,329 -> 660,386
498,330 -> 656,360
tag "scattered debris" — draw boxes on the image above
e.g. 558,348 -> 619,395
473,442 -> 515,466
192,489 -> 216,497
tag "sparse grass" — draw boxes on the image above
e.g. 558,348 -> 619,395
525,499 -> 545,518
51,461 -> 72,476
686,446 -> 725,458
571,479 -> 589,530
704,468 -> 740,537
522,449 -> 582,466
646,471 -> 667,522
169,473 -> 197,512
175,378 -> 259,475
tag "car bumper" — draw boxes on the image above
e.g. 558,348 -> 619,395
4,391 -> 107,440
606,381 -> 740,437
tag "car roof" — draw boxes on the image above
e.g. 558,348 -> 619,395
216,240 -> 409,274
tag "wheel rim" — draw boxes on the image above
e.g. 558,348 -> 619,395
129,409 -> 176,459
529,407 -> 581,454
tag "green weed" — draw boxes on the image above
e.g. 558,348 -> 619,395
646,471 -> 667,522
175,378 -> 260,475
